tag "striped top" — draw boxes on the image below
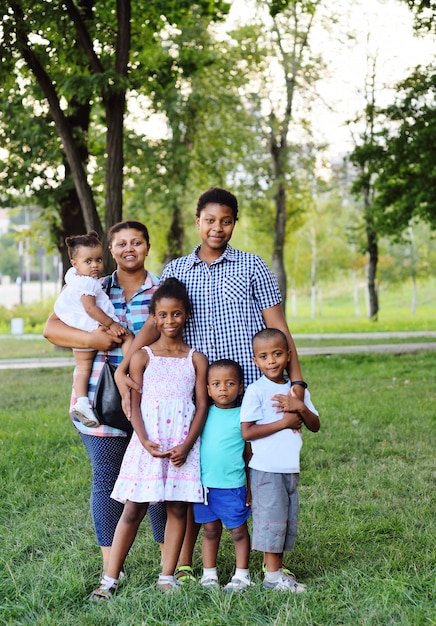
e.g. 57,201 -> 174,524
160,244 -> 282,389
70,269 -> 160,437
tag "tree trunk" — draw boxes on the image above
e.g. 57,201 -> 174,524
58,187 -> 87,280
310,226 -> 317,319
11,1 -> 101,236
163,202 -> 184,267
363,174 -> 379,320
104,93 -> 125,272
271,182 -> 288,309
366,225 -> 379,320
101,0 -> 130,272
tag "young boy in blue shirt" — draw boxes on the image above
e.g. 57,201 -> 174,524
193,359 -> 252,593
240,328 -> 320,592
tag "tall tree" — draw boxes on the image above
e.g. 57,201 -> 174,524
230,0 -> 324,309
124,4 -> 253,265
0,0 -> 229,269
348,57 -> 383,320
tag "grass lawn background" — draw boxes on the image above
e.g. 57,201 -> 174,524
0,351 -> 434,625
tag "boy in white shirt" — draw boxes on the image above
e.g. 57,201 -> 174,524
240,328 -> 320,592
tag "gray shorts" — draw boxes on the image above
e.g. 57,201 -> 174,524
250,469 -> 299,553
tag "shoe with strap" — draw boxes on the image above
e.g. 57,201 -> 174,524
174,565 -> 196,583
157,574 -> 180,593
88,576 -> 118,601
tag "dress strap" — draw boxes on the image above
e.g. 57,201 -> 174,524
142,346 -> 153,358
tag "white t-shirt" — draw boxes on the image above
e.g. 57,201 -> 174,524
54,267 -> 119,333
240,376 -> 318,474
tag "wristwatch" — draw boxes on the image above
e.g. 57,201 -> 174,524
291,380 -> 308,389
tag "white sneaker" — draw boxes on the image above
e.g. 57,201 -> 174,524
263,571 -> 306,593
200,575 -> 220,589
223,576 -> 254,593
72,397 -> 100,428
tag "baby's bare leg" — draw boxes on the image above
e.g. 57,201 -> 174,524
73,349 -> 96,398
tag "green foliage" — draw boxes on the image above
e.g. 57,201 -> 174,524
404,0 -> 436,33
372,65 -> 436,237
0,299 -> 55,334
0,353 -> 435,624
0,0 -> 233,257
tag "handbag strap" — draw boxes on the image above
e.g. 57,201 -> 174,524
102,274 -> 114,362
103,274 -> 113,295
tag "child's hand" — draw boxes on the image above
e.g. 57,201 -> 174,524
272,387 -> 303,415
143,439 -> 167,458
107,321 -> 129,337
167,444 -> 189,467
281,411 -> 303,432
245,486 -> 252,508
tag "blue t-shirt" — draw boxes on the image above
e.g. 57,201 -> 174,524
200,405 -> 246,489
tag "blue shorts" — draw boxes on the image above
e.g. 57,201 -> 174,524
250,469 -> 299,553
193,486 -> 251,530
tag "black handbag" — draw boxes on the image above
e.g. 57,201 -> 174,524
93,354 -> 133,434
92,274 -> 132,433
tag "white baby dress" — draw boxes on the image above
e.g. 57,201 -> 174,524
54,267 -> 118,332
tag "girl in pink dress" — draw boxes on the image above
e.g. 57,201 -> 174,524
90,278 -> 208,597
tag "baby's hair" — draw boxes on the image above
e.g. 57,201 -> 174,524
65,230 -> 101,260
149,278 -> 191,316
107,221 -> 150,246
208,358 -> 243,385
252,328 -> 288,348
196,187 -> 239,221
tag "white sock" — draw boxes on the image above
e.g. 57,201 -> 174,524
235,568 -> 250,580
265,570 -> 282,582
203,567 -> 217,578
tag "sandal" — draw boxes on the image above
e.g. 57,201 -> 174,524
88,574 -> 119,601
174,565 -> 196,583
88,584 -> 117,601
157,575 -> 180,593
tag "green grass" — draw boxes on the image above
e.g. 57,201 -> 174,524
1,334 -> 436,362
1,353 -> 435,625
0,337 -> 70,360
1,276 -> 435,336
285,276 -> 435,333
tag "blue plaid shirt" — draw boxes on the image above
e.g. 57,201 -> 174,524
70,269 -> 160,436
160,244 -> 282,389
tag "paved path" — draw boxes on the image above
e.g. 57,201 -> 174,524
0,332 -> 435,370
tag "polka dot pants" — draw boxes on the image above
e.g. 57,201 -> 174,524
80,433 -> 166,546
